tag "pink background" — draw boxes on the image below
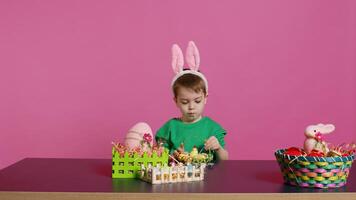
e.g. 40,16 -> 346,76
1,0 -> 355,170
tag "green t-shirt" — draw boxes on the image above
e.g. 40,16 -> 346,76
155,117 -> 226,155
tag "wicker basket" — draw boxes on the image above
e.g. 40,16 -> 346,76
275,149 -> 354,188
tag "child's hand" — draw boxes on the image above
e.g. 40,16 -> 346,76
204,136 -> 221,151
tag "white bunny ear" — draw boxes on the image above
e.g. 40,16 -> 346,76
185,41 -> 200,71
172,44 -> 184,74
321,124 -> 335,134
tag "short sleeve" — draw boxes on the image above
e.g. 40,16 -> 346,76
215,131 -> 226,148
211,122 -> 227,148
210,121 -> 227,162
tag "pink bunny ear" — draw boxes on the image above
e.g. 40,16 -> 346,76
171,44 -> 184,74
185,41 -> 200,71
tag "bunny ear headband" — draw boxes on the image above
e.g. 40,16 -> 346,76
171,41 -> 208,93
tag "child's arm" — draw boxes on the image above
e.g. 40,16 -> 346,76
204,136 -> 229,160
215,147 -> 229,160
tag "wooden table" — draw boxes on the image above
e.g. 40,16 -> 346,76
0,158 -> 355,200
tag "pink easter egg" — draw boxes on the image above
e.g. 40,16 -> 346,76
124,122 -> 153,150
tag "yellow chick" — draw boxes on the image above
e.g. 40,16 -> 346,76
190,146 -> 198,158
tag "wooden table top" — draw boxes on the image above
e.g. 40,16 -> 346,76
0,158 -> 355,200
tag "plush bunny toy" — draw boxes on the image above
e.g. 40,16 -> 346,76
304,123 -> 335,154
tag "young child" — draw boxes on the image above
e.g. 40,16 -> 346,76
155,41 -> 228,161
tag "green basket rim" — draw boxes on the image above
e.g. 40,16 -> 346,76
275,149 -> 355,162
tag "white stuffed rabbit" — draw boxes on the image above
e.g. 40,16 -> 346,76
304,123 -> 335,154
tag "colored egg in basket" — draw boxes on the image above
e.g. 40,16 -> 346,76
275,149 -> 355,188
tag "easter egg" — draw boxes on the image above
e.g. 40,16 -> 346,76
307,149 -> 325,157
124,122 -> 153,150
285,147 -> 305,156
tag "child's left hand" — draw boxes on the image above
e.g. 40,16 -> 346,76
204,136 -> 221,151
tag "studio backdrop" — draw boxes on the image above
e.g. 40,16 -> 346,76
0,0 -> 355,169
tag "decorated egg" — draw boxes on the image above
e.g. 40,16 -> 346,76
307,149 -> 325,157
285,147 -> 305,156
124,122 -> 153,150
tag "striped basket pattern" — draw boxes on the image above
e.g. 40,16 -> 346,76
275,149 -> 355,188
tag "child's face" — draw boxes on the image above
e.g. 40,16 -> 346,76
174,86 -> 207,123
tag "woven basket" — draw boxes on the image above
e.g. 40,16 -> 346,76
275,149 -> 354,188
